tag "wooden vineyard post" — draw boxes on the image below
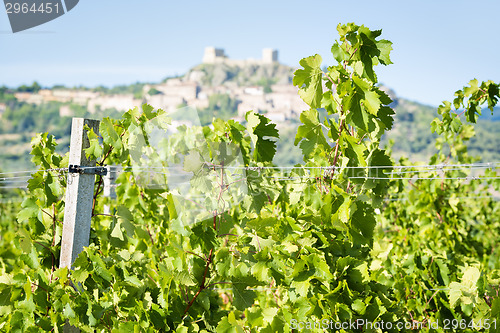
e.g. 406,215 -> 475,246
60,118 -> 107,332
60,118 -> 101,269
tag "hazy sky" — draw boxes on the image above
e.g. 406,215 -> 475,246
1,0 -> 499,106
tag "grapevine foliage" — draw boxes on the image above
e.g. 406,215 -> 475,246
0,23 -> 499,332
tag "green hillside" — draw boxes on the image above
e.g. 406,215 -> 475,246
185,62 -> 294,88
0,79 -> 498,173
384,100 -> 499,163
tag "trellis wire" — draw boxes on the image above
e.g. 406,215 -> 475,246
1,162 -> 498,175
1,162 -> 499,190
385,196 -> 499,202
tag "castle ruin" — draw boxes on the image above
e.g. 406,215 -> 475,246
202,47 -> 278,66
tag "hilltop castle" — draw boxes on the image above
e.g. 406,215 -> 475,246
202,47 -> 278,66
13,46 -> 306,123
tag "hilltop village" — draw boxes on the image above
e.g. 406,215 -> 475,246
11,48 -> 308,123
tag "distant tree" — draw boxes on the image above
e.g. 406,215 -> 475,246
16,81 -> 41,93
147,88 -> 162,96
256,77 -> 275,93
31,81 -> 41,92
93,85 -> 109,93
0,86 -> 16,103
161,75 -> 181,83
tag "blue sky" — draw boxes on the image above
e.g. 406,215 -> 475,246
0,0 -> 499,106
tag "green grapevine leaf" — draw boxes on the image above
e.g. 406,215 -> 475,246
293,54 -> 323,108
183,151 -> 203,173
246,111 -> 279,162
294,108 -> 329,158
232,284 -> 256,311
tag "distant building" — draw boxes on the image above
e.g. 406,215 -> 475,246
87,94 -> 141,113
13,89 -> 99,105
262,48 -> 278,64
14,92 -> 43,104
203,47 -> 227,64
153,80 -> 199,100
202,47 -> 279,65
244,87 -> 264,96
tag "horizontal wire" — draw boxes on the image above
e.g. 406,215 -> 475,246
1,162 -> 498,176
0,168 -> 66,177
107,173 -> 500,184
0,175 -> 32,181
0,180 -> 30,184
0,179 -> 31,184
0,199 -> 24,203
384,190 -> 496,197
110,168 -> 493,176
110,168 -> 497,177
0,170 -> 39,176
347,176 -> 499,180
387,165 -> 497,175
2,176 -> 497,188
249,175 -> 499,181
385,196 -> 499,201
49,162 -> 500,172
0,163 -> 498,187
207,288 -> 278,292
221,162 -> 500,170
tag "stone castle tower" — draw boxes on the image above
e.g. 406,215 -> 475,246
202,47 -> 227,64
262,48 -> 278,64
202,47 -> 278,65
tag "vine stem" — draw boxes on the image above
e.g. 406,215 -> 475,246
217,233 -> 237,238
41,208 -> 62,224
186,251 -> 205,261
322,71 -> 343,109
91,141 -> 117,217
183,248 -> 214,316
184,161 -> 227,316
51,204 -> 57,247
97,129 -> 125,166
332,118 -> 345,167
91,175 -> 104,216
145,224 -> 155,245
92,130 -> 126,217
